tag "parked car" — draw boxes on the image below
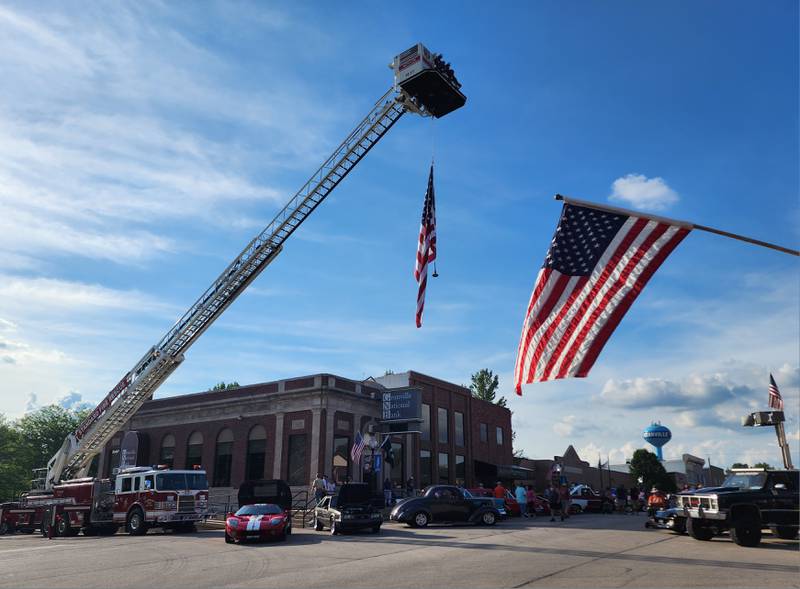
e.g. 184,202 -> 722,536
313,483 -> 382,535
225,503 -> 290,544
645,507 -> 686,534
569,484 -> 605,513
677,468 -> 799,547
467,487 -> 521,517
390,485 -> 500,527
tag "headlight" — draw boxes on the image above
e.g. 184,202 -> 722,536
269,517 -> 283,526
226,518 -> 238,527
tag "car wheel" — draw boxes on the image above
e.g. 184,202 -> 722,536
413,512 -> 429,528
687,518 -> 714,542
731,515 -> 762,547
279,532 -> 287,542
572,505 -> 583,515
772,526 -> 799,540
126,508 -> 148,536
314,516 -> 324,531
480,511 -> 497,526
225,531 -> 234,544
330,520 -> 339,535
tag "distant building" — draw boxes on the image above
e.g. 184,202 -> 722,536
519,445 -> 636,491
610,453 -> 719,488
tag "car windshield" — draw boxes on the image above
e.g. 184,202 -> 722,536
722,473 -> 766,490
462,490 -> 474,498
156,472 -> 209,491
235,504 -> 282,516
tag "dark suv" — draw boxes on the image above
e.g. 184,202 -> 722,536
677,468 -> 799,547
313,483 -> 382,535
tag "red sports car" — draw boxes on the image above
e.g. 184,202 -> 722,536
225,504 -> 290,543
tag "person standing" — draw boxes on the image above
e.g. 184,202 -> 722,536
558,483 -> 571,519
406,476 -> 415,497
493,481 -> 507,499
311,473 -> 326,504
515,482 -> 528,518
383,478 -> 393,507
547,485 -> 562,522
325,475 -> 336,495
526,485 -> 537,518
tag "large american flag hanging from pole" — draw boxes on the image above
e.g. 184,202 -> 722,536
414,165 -> 437,328
514,201 -> 691,394
768,374 -> 784,410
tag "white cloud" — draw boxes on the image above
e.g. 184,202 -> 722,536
598,373 -> 752,409
609,173 -> 679,210
56,391 -> 91,412
553,415 -> 577,437
25,393 -> 38,412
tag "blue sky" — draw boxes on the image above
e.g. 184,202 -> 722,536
1,1 -> 797,469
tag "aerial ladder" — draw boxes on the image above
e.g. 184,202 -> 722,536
40,43 -> 466,491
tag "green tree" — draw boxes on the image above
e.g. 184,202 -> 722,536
469,369 -> 507,407
629,448 -> 676,493
209,381 -> 240,391
0,405 -> 90,501
753,462 -> 772,470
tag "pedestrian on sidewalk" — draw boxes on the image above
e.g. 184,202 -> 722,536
515,482 -> 528,518
311,473 -> 326,504
558,483 -> 571,519
383,478 -> 393,507
493,481 -> 507,500
526,485 -> 537,519
546,485 -> 561,522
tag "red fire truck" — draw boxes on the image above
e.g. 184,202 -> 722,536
1,467 -> 208,537
1,42 -> 465,539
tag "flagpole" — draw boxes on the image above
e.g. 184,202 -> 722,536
555,194 -> 799,257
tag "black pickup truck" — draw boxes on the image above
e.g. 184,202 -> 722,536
677,468 -> 798,547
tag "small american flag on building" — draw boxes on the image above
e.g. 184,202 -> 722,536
414,165 -> 437,328
514,199 -> 691,393
351,431 -> 366,464
768,374 -> 784,411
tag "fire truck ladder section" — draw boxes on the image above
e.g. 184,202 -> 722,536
46,43 -> 466,490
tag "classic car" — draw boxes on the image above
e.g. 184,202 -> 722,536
225,503 -> 290,543
569,484 -> 606,513
645,507 -> 686,534
390,485 -> 500,527
313,483 -> 382,535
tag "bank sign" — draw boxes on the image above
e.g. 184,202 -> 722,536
381,388 -> 422,422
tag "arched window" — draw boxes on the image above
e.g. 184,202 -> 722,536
213,428 -> 234,487
159,434 -> 176,468
186,431 -> 204,470
246,425 -> 267,481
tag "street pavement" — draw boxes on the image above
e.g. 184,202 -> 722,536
0,513 -> 797,588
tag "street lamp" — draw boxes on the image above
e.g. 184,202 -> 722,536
741,410 -> 793,469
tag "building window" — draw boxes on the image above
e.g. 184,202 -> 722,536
213,428 -> 234,487
159,434 -> 175,468
186,431 -> 203,470
454,412 -> 464,447
246,425 -> 267,481
287,434 -> 307,486
332,436 -> 350,483
437,408 -> 448,444
421,404 -> 431,441
390,441 -> 404,487
420,449 -> 432,487
496,426 -> 504,446
455,454 -> 465,483
480,423 -> 488,443
438,452 -> 449,484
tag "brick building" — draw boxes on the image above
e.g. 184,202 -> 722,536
98,371 -> 513,495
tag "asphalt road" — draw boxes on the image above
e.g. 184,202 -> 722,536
0,514 -> 797,588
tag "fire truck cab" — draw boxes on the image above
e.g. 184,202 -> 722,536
113,467 -> 209,535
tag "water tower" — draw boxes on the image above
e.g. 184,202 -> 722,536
643,422 -> 671,460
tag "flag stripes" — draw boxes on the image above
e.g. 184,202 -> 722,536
768,374 -> 784,411
514,203 -> 690,393
351,431 -> 365,464
415,165 -> 436,328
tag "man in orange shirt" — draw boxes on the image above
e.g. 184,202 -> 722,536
493,481 -> 507,499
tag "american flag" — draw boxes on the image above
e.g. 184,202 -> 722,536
514,200 -> 691,393
414,165 -> 437,328
351,431 -> 366,464
768,374 -> 784,411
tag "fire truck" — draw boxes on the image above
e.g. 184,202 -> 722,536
1,43 -> 465,538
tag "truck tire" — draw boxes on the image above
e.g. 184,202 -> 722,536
687,517 -> 714,541
772,526 -> 799,540
56,517 -> 74,537
126,508 -> 148,536
731,514 -> 762,547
